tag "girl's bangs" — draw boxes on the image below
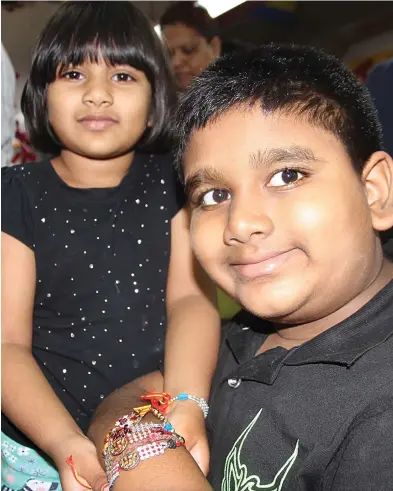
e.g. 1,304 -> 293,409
42,24 -> 155,85
67,35 -> 152,78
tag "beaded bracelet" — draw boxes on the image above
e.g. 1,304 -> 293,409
170,393 -> 209,418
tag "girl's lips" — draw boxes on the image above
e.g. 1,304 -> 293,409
79,118 -> 117,131
232,249 -> 296,279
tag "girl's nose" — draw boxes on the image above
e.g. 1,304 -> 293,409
82,79 -> 113,108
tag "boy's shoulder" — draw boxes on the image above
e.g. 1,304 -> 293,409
216,278 -> 393,386
208,282 -> 393,490
223,277 -> 393,353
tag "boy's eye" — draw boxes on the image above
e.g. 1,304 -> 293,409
268,168 -> 305,187
200,189 -> 231,207
112,73 -> 133,82
63,71 -> 84,80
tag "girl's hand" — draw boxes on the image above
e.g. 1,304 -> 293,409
166,402 -> 210,475
50,433 -> 108,491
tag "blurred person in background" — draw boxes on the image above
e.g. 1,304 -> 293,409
1,44 -> 16,167
160,2 -> 243,318
159,2 -> 221,92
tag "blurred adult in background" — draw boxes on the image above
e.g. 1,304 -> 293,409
160,2 -> 221,92
366,58 -> 393,157
1,44 -> 16,167
160,3 -> 242,319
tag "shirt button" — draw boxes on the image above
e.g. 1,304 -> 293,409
228,378 -> 241,388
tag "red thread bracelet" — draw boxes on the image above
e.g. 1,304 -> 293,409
66,455 -> 92,489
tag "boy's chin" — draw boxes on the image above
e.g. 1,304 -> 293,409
235,281 -> 311,323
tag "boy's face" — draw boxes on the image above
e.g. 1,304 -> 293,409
183,107 -> 383,324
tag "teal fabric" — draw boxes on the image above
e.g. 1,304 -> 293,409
1,433 -> 61,491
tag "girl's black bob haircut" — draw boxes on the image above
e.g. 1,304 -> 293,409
22,1 -> 177,155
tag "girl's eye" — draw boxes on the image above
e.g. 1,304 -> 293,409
112,73 -> 133,82
268,168 -> 305,187
200,189 -> 231,207
63,71 -> 84,80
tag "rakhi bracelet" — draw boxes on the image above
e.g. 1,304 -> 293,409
141,391 -> 209,418
104,420 -> 185,464
105,424 -> 179,458
105,428 -> 185,489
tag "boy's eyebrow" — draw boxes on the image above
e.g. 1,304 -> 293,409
185,167 -> 226,198
249,145 -> 320,169
184,145 -> 321,198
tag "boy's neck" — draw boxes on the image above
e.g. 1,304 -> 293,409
51,150 -> 135,188
259,258 -> 393,353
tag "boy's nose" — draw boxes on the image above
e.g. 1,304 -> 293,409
224,197 -> 274,245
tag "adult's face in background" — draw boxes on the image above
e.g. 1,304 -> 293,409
162,22 -> 221,91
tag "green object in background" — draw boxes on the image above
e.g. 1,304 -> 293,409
217,288 -> 241,319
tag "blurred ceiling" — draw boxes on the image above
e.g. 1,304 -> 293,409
2,1 -> 393,67
217,1 -> 393,57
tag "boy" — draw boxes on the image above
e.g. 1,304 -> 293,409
88,45 -> 393,491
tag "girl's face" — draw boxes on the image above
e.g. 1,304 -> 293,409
47,59 -> 152,159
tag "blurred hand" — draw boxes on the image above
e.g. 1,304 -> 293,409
50,433 -> 108,491
166,402 -> 210,475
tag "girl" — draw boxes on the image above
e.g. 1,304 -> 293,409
1,3 -> 220,491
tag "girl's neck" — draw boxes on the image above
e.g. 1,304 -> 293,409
51,150 -> 135,189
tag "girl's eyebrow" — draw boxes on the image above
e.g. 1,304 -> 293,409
185,167 -> 226,198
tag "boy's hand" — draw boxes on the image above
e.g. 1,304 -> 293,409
166,402 -> 210,475
50,433 -> 108,491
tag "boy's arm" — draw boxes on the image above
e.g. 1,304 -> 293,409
87,372 -> 213,491
164,208 -> 221,471
327,402 -> 393,490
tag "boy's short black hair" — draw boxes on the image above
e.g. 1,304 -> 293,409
175,44 -> 383,176
22,1 -> 177,155
160,2 -> 219,42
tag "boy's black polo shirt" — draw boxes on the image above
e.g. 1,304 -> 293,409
207,279 -> 393,491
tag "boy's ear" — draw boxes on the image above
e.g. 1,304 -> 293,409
362,151 -> 393,231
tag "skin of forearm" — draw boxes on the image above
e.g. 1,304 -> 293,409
1,343 -> 84,460
87,372 -> 212,491
164,295 -> 221,399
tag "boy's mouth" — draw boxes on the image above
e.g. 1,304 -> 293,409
231,249 -> 296,279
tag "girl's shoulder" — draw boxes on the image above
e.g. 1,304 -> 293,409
2,161 -> 53,188
2,161 -> 54,249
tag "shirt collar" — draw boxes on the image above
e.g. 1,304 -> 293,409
226,278 -> 393,368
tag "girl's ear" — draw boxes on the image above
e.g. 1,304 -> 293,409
362,151 -> 393,231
